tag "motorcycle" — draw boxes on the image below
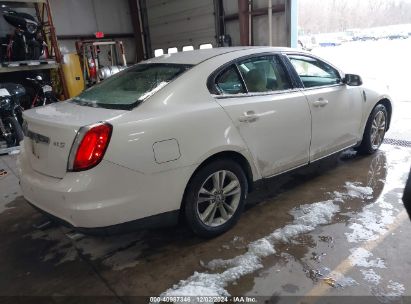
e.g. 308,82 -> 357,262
1,7 -> 43,61
24,75 -> 58,109
0,83 -> 24,148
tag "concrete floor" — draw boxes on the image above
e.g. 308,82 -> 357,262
1,40 -> 411,303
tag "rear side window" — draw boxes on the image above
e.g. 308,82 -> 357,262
288,55 -> 341,88
215,65 -> 246,95
238,56 -> 292,92
74,64 -> 191,110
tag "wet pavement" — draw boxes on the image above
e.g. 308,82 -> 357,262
1,40 -> 411,303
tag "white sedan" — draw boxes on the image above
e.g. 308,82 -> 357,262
17,47 -> 392,237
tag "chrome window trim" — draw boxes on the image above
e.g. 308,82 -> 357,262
212,88 -> 302,100
299,83 -> 345,91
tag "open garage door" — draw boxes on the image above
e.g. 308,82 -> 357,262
146,0 -> 217,54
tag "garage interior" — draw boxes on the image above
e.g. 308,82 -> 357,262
0,0 -> 411,302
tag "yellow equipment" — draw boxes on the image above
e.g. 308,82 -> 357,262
62,53 -> 85,98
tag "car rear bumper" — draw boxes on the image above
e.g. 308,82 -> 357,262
17,146 -> 192,228
27,201 -> 179,235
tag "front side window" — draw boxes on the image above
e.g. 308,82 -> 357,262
74,64 -> 191,110
288,55 -> 341,88
238,56 -> 292,93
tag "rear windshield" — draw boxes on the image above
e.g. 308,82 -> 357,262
73,63 -> 192,110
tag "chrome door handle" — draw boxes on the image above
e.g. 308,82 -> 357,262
312,98 -> 329,107
238,111 -> 259,123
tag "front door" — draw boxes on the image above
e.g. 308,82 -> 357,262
287,54 -> 363,161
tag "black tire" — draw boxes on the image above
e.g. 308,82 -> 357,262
184,159 -> 248,238
3,117 -> 23,147
357,104 -> 388,155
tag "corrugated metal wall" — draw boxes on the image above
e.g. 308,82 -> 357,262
146,0 -> 217,52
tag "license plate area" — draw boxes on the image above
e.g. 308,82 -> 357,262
27,130 -> 50,159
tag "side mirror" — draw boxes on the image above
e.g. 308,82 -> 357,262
344,74 -> 363,86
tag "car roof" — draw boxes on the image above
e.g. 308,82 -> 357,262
143,46 -> 298,65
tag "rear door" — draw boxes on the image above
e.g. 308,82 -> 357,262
286,54 -> 363,161
213,55 -> 312,178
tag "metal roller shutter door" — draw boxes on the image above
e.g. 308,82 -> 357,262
147,0 -> 217,51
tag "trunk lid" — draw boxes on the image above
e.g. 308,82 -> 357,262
23,101 -> 126,178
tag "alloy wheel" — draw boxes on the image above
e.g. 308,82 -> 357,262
196,170 -> 241,227
370,111 -> 386,149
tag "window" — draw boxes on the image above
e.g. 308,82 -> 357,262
183,46 -> 194,52
168,47 -> 178,54
74,64 -> 191,110
154,49 -> 164,57
237,56 -> 292,93
200,43 -> 213,49
215,65 -> 245,95
288,55 -> 341,88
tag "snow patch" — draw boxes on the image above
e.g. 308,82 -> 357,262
248,238 -> 276,257
161,201 -> 339,297
345,209 -> 395,243
268,201 -> 339,243
372,280 -> 406,301
163,272 -> 229,297
207,238 -> 275,271
332,191 -> 345,202
387,280 -> 405,296
345,182 -> 373,198
349,248 -> 386,269
360,269 -> 381,285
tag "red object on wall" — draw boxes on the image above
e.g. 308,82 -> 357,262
88,58 -> 97,80
95,32 -> 105,39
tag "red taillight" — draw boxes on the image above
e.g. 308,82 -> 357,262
68,123 -> 112,172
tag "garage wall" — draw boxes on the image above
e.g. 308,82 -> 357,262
1,0 -> 295,61
146,0 -> 217,53
49,0 -> 136,63
223,0 -> 288,47
50,0 -> 132,36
